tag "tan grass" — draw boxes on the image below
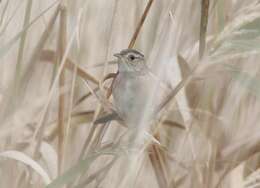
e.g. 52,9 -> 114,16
1,0 -> 260,188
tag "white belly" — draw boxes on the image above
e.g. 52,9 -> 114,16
112,73 -> 152,124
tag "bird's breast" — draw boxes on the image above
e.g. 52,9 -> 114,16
112,73 -> 151,123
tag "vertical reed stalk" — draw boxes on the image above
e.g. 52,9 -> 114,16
57,3 -> 67,175
199,0 -> 210,59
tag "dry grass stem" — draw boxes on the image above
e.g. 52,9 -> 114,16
57,4 -> 67,175
128,0 -> 155,49
199,0 -> 210,59
1,1 -> 260,188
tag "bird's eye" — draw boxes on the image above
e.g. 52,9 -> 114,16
128,55 -> 136,61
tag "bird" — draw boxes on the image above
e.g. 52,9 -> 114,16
95,49 -> 162,127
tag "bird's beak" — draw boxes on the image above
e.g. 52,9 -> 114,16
113,53 -> 122,59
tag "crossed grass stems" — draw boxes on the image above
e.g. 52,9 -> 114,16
6,0 -> 257,187
39,0 -> 212,187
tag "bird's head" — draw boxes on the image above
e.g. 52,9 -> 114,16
114,49 -> 147,73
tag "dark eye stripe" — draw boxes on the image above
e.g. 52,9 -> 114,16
120,49 -> 144,59
128,52 -> 143,61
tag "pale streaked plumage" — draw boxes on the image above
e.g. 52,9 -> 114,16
95,49 -> 159,126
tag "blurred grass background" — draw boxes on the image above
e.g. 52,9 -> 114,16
1,0 -> 260,187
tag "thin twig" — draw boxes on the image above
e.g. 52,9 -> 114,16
148,144 -> 168,188
16,0 -> 33,79
74,87 -> 99,107
45,111 -> 96,141
199,0 -> 210,59
57,4 -> 67,175
40,49 -> 99,85
75,157 -> 117,188
32,7 -> 60,157
15,1 -> 33,186
128,0 -> 154,49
